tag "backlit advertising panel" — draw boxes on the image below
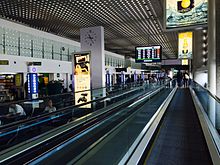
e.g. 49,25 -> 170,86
178,32 -> 193,59
182,59 -> 189,65
27,73 -> 38,99
73,52 -> 91,108
166,0 -> 208,29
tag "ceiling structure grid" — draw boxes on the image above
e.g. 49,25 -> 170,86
0,0 -> 178,59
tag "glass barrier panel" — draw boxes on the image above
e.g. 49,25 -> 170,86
0,81 -> 168,151
192,82 -> 220,135
28,86 -> 173,164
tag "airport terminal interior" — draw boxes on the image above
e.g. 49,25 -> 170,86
0,0 -> 219,164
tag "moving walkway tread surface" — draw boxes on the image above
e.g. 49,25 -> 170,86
35,88 -> 172,165
145,88 -> 212,165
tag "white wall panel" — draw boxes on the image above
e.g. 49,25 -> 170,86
0,54 -> 72,74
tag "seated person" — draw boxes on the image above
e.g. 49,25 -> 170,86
44,99 -> 56,113
8,103 -> 26,116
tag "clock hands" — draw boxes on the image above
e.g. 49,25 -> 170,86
86,34 -> 93,39
85,31 -> 97,46
88,34 -> 94,43
85,34 -> 96,45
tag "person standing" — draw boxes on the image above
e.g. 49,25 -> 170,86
177,71 -> 183,87
183,73 -> 188,88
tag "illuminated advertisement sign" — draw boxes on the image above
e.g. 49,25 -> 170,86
73,52 -> 91,108
135,45 -> 162,63
182,59 -> 189,65
178,32 -> 193,59
27,74 -> 31,95
166,0 -> 208,29
15,74 -> 22,87
27,73 -> 38,99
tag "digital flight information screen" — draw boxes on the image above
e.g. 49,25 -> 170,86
135,45 -> 162,63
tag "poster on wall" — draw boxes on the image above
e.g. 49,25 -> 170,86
73,52 -> 91,108
178,31 -> 193,59
165,0 -> 208,29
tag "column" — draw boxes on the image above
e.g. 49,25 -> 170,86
208,0 -> 216,95
215,0 -> 220,132
192,30 -> 207,86
216,0 -> 220,98
80,26 -> 105,89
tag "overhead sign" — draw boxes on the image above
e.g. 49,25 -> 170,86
73,52 -> 91,108
178,32 -> 193,59
165,0 -> 208,29
27,62 -> 42,66
115,68 -> 127,72
135,45 -> 162,63
0,60 -> 9,65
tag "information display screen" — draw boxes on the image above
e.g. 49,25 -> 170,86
135,46 -> 162,63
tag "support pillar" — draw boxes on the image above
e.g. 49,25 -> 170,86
80,26 -> 105,89
208,0 -> 216,95
216,0 -> 220,98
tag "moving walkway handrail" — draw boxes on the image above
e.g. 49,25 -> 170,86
0,84 -> 163,164
0,83 -> 145,133
0,82 -> 143,130
0,86 -> 144,155
68,86 -> 167,165
0,82 -> 153,147
193,81 -> 220,104
0,82 -> 143,106
119,87 -> 177,164
190,84 -> 220,164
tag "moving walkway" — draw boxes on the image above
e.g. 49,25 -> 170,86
1,81 -> 217,165
125,82 -> 219,165
0,82 -> 165,163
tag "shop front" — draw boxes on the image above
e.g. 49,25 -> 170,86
0,73 -> 23,101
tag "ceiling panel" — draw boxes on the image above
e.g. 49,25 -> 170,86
0,0 -> 178,59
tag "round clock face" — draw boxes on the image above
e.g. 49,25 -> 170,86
84,30 -> 97,46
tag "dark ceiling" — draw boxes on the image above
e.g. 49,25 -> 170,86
0,0 -> 178,59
